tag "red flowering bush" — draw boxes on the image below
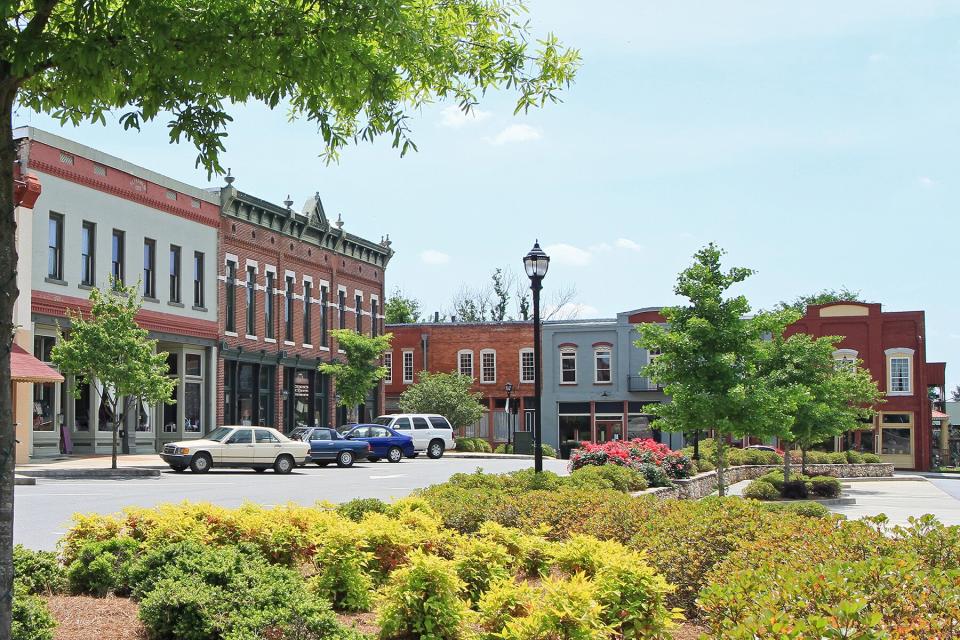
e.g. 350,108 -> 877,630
569,439 -> 693,485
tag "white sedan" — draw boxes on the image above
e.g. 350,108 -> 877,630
160,426 -> 309,474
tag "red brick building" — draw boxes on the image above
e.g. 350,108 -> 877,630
215,179 -> 393,432
786,302 -> 946,470
384,321 -> 534,441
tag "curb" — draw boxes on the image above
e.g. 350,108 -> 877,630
14,475 -> 35,486
445,453 -> 536,460
843,475 -> 926,483
17,468 -> 162,480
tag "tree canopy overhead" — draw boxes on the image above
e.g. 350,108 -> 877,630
10,0 -> 580,173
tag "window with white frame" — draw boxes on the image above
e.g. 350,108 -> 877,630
886,348 -> 914,394
560,348 -> 577,384
383,352 -> 393,384
833,349 -> 858,372
520,349 -> 535,384
458,350 -> 474,378
480,349 -> 496,383
594,346 -> 612,383
402,350 -> 414,384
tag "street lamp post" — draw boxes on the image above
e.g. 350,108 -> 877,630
505,382 -> 514,450
523,241 -> 550,473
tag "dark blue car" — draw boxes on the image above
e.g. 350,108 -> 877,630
342,424 -> 415,463
289,427 -> 370,468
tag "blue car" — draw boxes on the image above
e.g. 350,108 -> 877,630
289,427 -> 370,468
342,424 -> 416,463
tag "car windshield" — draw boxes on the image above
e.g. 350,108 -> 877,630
373,417 -> 391,425
205,427 -> 233,442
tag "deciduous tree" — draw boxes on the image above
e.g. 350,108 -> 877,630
0,2 -> 577,630
50,282 -> 176,470
399,371 -> 484,429
776,288 -> 865,315
384,289 -> 422,325
320,330 -> 393,424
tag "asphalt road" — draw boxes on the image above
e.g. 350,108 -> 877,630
14,456 -> 570,551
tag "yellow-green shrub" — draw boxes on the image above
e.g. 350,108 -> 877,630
309,523 -> 375,611
452,536 -> 511,603
476,578 -> 535,635
497,574 -> 614,640
377,550 -> 470,640
474,522 -> 554,577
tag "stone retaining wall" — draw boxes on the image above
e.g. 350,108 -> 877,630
634,463 -> 894,500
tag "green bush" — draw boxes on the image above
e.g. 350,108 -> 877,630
494,443 -> 512,454
567,465 -> 648,492
475,439 -> 493,453
309,527 -> 375,611
455,437 -> 476,452
12,586 -> 56,640
541,444 -> 557,458
337,497 -> 388,522
138,575 -> 217,640
497,573 -> 614,640
477,578 -> 536,635
475,522 -> 553,578
756,470 -> 807,493
636,462 -> 670,487
551,534 -> 625,576
845,450 -> 865,464
805,451 -> 830,465
66,537 -> 138,596
508,468 -> 565,492
13,545 -> 65,595
593,550 -> 678,638
695,457 -> 715,473
809,476 -> 842,498
758,501 -> 831,518
826,452 -> 848,465
741,449 -> 782,466
453,536 -> 511,603
862,453 -> 881,464
377,550 -> 469,640
742,479 -> 779,500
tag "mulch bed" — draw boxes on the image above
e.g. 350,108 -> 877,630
46,595 -> 146,640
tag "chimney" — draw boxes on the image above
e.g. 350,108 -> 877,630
434,311 -> 440,323
451,315 -> 457,323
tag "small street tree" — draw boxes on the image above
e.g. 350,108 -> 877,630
50,282 -> 176,470
399,371 -> 484,429
776,288 -> 865,314
384,290 -> 423,324
637,244 -> 793,495
950,384 -> 960,403
320,330 -> 393,424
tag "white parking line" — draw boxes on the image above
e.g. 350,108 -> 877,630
369,474 -> 406,480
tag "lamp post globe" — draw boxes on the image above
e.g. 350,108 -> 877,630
523,241 -> 549,473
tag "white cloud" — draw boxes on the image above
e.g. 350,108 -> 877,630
439,105 -> 491,128
918,176 -> 937,188
489,124 -> 542,146
588,242 -> 612,253
615,238 -> 643,252
544,243 -> 592,267
420,249 -> 451,265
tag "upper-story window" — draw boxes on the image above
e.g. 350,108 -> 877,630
80,221 -> 95,286
520,348 -> 535,384
320,285 -> 329,346
885,348 -> 914,395
142,239 -> 156,298
245,266 -> 257,336
285,276 -> 295,341
458,350 -> 474,378
303,281 -> 312,345
47,213 -> 64,280
371,299 -> 378,337
402,350 -> 414,383
193,252 -> 205,308
169,245 -> 181,303
833,349 -> 858,372
264,272 -> 276,339
356,294 -> 363,333
594,345 -> 612,383
480,349 -> 496,384
225,260 -> 237,333
383,352 -> 393,384
560,347 -> 577,384
338,290 -> 346,329
111,229 -> 125,285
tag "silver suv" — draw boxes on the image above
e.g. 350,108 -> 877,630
372,414 -> 457,459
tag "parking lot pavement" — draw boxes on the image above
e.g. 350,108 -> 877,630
13,456 -> 569,551
827,478 -> 960,526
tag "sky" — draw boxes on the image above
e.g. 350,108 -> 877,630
15,0 -> 960,388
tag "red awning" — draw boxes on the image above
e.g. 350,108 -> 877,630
933,410 -> 951,420
11,344 -> 63,383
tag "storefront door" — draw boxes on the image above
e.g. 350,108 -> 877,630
879,412 -> 914,469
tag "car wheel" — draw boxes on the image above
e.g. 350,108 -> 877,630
337,451 -> 355,468
274,455 -> 295,474
367,456 -> 380,463
169,465 -> 186,473
253,467 -> 266,473
315,461 -> 330,467
190,453 -> 212,474
427,440 -> 445,459
387,447 -> 403,463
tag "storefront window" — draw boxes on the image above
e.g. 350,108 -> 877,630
98,388 -> 114,431
164,386 -> 179,432
259,365 -> 275,427
32,383 -> 55,431
184,382 -> 201,432
185,354 -> 202,377
73,382 -> 90,431
294,370 -> 310,430
559,415 -> 591,443
881,428 -> 912,455
136,399 -> 151,432
238,363 -> 256,426
595,417 -> 621,442
314,373 -> 328,427
627,415 -> 653,440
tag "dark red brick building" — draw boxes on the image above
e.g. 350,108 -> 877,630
384,321 -> 534,441
786,302 -> 946,470
215,180 -> 393,432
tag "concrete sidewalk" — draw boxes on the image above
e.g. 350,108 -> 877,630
16,454 -> 164,479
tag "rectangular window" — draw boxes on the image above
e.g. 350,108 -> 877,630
265,272 -> 275,339
143,239 -> 156,298
384,352 -> 393,384
285,276 -> 295,341
481,350 -> 496,383
80,221 -> 95,286
458,351 -> 474,378
338,290 -> 346,329
521,350 -> 535,384
889,357 -> 911,393
193,252 -> 204,307
168,245 -> 181,303
47,213 -> 64,280
321,285 -> 329,346
356,294 -> 363,333
303,282 -> 312,344
560,349 -> 577,384
246,266 -> 257,336
225,261 -> 236,332
594,348 -> 612,383
402,351 -> 414,383
371,300 -> 378,337
111,229 -> 125,285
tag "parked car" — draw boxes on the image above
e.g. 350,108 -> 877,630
160,426 -> 309,474
289,426 -> 370,468
341,424 -> 416,463
372,414 -> 456,459
744,444 -> 779,453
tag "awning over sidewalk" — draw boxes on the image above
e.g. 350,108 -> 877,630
10,344 -> 63,383
933,410 -> 951,421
